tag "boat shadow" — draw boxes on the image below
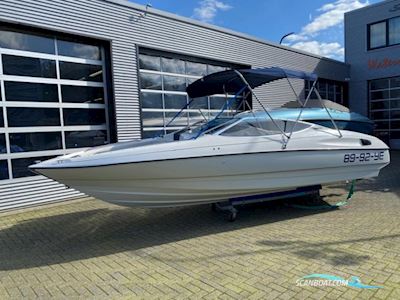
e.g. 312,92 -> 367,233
152,233 -> 400,267
0,198 -> 334,271
254,234 -> 400,267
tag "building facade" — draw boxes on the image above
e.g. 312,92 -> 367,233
0,0 -> 350,211
345,0 -> 400,148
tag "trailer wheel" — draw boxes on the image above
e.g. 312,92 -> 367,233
228,211 -> 237,222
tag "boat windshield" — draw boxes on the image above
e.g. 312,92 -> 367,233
219,118 -> 310,136
174,118 -> 237,140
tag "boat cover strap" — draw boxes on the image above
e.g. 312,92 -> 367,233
186,67 -> 318,98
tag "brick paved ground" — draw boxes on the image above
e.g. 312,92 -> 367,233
0,153 -> 399,299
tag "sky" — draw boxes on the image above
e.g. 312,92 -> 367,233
130,0 -> 383,61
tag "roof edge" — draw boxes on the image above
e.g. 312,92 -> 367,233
104,0 -> 349,66
345,0 -> 398,15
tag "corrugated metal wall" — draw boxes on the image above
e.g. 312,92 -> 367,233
0,0 -> 350,211
0,177 -> 84,211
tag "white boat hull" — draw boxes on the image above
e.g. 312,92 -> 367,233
36,148 -> 389,207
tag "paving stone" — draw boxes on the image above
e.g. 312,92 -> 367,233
0,151 -> 399,299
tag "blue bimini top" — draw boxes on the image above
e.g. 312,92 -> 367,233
186,67 -> 318,98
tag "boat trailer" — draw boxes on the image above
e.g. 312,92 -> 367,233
215,180 -> 355,221
213,185 -> 321,221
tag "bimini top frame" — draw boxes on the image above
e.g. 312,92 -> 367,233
186,67 -> 343,149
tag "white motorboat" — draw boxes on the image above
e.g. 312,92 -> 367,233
30,67 -> 390,208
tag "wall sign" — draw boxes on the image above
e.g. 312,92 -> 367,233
368,58 -> 400,69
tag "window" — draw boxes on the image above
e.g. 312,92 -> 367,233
369,22 -> 386,49
61,86 -> 104,103
371,90 -> 389,100
391,77 -> 400,88
138,49 -> 247,138
391,110 -> 400,119
391,100 -> 400,108
0,160 -> 8,180
304,79 -> 347,105
142,131 -> 159,139
371,79 -> 389,90
63,108 -> 106,126
389,17 -> 400,45
0,26 -> 110,180
161,57 -> 185,74
208,65 -> 227,74
210,97 -> 227,109
371,111 -> 390,120
7,108 -> 60,127
65,130 -> 107,148
369,76 -> 400,143
189,111 -> 207,125
164,94 -> 187,109
5,82 -> 58,102
0,134 -> 6,154
141,92 -> 163,109
375,121 -> 389,129
189,97 -> 208,109
2,55 -> 56,78
391,89 -> 400,99
142,111 -> 164,127
0,29 -> 55,54
139,54 -> 161,71
9,132 -> 62,153
368,17 -> 400,49
371,101 -> 389,110
186,61 -> 207,76
59,62 -> 103,82
334,84 -> 342,104
164,111 -> 188,127
140,73 -> 162,90
163,75 -> 186,92
57,39 -> 101,60
0,108 -> 3,127
391,120 -> 400,128
12,156 -> 54,178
